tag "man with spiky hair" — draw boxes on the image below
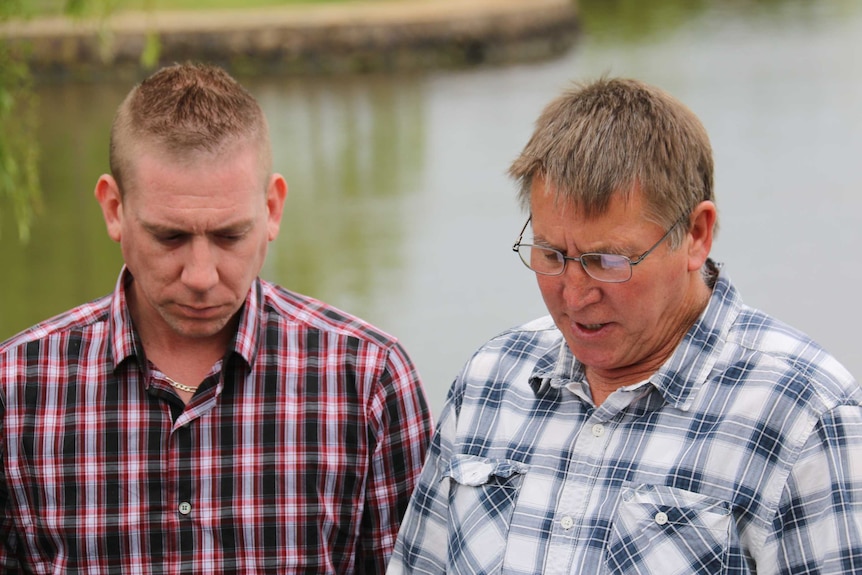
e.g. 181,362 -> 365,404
0,62 -> 433,574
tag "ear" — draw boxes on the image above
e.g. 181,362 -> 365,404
94,174 -> 124,243
686,200 -> 717,272
265,173 -> 288,241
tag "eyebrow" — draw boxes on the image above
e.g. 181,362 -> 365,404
141,219 -> 255,237
531,233 -> 636,256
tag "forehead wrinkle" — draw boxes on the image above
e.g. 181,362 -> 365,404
531,223 -> 645,257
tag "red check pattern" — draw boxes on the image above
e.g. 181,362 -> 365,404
0,269 -> 433,574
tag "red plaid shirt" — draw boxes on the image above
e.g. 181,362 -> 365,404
0,268 -> 433,574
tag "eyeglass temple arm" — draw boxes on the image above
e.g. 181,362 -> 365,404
512,215 -> 532,250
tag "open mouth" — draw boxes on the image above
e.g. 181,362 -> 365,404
576,322 -> 607,333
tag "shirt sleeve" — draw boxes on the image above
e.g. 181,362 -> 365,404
0,498 -> 20,572
357,341 -> 434,574
0,400 -> 21,573
764,404 -> 862,574
386,381 -> 462,575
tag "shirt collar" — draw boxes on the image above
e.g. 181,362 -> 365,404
529,261 -> 743,410
108,266 -> 142,370
528,340 -> 584,397
229,278 -> 263,368
649,262 -> 741,410
107,266 -> 263,372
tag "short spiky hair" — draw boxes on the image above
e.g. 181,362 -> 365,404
109,62 -> 271,194
509,77 -> 716,245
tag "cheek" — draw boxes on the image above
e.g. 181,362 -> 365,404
224,242 -> 268,283
121,236 -> 185,282
119,234 -> 150,274
535,276 -> 564,306
246,236 -> 269,268
628,277 -> 677,323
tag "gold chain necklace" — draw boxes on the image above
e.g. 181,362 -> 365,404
163,374 -> 199,394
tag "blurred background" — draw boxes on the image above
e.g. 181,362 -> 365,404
2,0 -> 861,416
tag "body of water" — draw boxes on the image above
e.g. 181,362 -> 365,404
2,0 -> 860,415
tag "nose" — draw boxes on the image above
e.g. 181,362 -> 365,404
181,237 -> 219,293
559,259 -> 602,310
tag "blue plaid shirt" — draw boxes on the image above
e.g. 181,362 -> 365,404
388,264 -> 862,574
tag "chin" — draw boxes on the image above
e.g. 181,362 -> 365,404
564,342 -> 619,371
167,317 -> 232,341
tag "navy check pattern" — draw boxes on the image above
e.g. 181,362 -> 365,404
1,268 -> 433,574
388,264 -> 862,575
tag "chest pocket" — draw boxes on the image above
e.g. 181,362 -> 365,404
442,454 -> 529,573
606,484 -> 733,575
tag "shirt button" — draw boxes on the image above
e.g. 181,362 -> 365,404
179,502 -> 192,515
591,424 -> 605,437
654,511 -> 669,525
560,516 -> 574,530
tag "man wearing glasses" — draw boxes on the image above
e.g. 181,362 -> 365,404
387,78 -> 862,574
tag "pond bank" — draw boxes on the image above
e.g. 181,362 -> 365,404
1,0 -> 579,80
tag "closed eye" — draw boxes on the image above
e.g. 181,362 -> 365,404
538,248 -> 562,261
156,233 -> 187,245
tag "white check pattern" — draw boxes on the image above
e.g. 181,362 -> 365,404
388,264 -> 862,575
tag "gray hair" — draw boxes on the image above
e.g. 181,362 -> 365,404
509,77 -> 716,246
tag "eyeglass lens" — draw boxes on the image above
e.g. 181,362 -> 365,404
517,245 -> 631,281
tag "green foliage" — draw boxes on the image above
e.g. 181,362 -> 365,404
0,45 -> 41,243
0,0 -> 125,243
141,31 -> 162,68
138,0 -> 162,67
64,0 -> 88,16
577,0 -> 829,44
1,0 -> 25,20
65,0 -> 124,18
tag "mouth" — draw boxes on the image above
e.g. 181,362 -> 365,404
573,321 -> 609,335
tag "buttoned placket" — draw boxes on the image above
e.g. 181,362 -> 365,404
541,384 -> 647,575
164,370 -> 224,561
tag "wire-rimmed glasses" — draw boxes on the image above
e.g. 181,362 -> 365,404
512,216 -> 683,283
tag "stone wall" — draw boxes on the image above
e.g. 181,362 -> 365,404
1,0 -> 579,79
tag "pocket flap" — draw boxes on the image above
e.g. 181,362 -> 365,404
443,454 -> 528,486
